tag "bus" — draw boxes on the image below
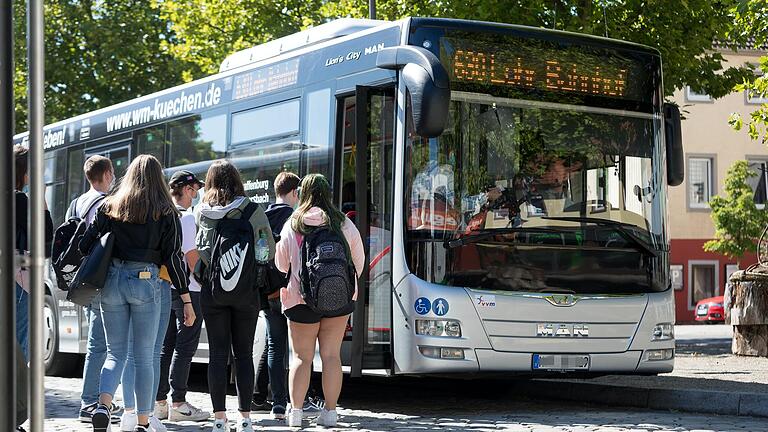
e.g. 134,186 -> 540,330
14,17 -> 684,377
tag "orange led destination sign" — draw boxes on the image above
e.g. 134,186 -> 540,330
452,49 -> 628,98
440,32 -> 658,103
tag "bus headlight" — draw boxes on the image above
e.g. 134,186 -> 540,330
646,349 -> 674,361
418,346 -> 465,360
416,319 -> 462,337
651,323 -> 674,341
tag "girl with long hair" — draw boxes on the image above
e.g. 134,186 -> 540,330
80,155 -> 195,432
275,173 -> 365,427
196,160 -> 275,432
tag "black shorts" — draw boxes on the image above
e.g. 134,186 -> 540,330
284,304 -> 322,324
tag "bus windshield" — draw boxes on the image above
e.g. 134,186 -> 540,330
404,92 -> 668,294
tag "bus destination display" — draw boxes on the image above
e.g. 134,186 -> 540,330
233,58 -> 300,100
442,36 -> 649,101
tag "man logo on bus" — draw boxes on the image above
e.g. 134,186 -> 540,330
536,323 -> 589,337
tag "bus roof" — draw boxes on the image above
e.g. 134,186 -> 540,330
13,17 -> 660,145
219,18 -> 388,72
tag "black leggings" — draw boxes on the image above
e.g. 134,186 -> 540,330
201,287 -> 259,412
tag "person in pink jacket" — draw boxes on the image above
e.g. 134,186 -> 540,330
275,174 -> 364,428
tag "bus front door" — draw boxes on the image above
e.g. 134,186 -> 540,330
337,85 -> 396,376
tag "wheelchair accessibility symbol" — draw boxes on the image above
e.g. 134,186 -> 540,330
414,297 -> 431,315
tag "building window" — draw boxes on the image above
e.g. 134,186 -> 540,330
685,86 -> 712,102
747,160 -> 768,207
689,261 -> 718,309
688,157 -> 713,209
746,89 -> 768,105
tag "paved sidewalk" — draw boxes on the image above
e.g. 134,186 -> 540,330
30,376 -> 768,431
531,325 -> 768,417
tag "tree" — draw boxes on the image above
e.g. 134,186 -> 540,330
704,160 -> 768,262
727,0 -> 768,145
164,0 -> 754,99
12,0 -> 200,132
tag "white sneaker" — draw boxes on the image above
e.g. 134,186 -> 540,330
169,402 -> 211,422
148,416 -> 167,432
119,411 -> 137,431
286,407 -> 303,427
316,409 -> 337,427
235,418 -> 254,432
210,418 -> 228,431
154,402 -> 169,420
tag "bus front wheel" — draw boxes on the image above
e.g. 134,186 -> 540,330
44,294 -> 81,377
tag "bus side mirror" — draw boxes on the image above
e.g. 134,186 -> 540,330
664,103 -> 684,186
376,46 -> 450,138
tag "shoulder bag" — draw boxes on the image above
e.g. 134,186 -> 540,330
67,231 -> 114,306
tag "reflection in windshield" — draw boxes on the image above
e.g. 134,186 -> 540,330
405,93 -> 668,294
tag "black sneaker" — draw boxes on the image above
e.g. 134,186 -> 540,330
79,402 -> 121,424
250,399 -> 272,413
271,404 -> 286,420
133,426 -> 149,432
91,404 -> 111,432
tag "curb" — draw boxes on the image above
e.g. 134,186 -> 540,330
518,380 -> 768,418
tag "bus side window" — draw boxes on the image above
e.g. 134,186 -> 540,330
135,125 -> 167,165
168,109 -> 227,168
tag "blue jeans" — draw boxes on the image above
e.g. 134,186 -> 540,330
157,291 -> 203,403
81,296 -> 107,406
15,283 -> 29,362
122,280 -> 171,410
265,298 -> 288,406
99,260 -> 162,416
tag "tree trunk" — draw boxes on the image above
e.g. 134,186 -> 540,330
726,268 -> 768,357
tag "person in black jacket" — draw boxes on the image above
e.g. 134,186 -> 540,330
252,172 -> 304,419
79,155 -> 195,432
13,144 -> 53,361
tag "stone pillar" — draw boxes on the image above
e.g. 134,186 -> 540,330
725,269 -> 768,357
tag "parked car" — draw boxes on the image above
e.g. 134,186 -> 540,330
695,296 -> 725,323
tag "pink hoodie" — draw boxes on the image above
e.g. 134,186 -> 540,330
276,206 -> 365,312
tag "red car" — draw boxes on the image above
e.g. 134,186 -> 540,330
695,296 -> 725,323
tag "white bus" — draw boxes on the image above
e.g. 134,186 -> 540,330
15,17 -> 683,377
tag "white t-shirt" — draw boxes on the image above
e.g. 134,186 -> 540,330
179,209 -> 202,292
68,188 -> 105,225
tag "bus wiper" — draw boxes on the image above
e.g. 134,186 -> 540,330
541,216 -> 658,258
445,227 -> 572,249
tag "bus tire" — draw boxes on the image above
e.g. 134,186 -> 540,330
44,294 -> 81,377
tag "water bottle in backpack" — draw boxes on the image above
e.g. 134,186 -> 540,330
255,231 -> 269,263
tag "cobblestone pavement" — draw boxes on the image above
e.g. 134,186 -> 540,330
27,376 -> 768,432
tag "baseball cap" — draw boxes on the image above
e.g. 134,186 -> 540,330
169,170 -> 204,188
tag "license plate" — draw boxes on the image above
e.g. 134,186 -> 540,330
532,354 -> 590,371
697,306 -> 708,316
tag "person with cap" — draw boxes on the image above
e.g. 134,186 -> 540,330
119,170 -> 208,432
154,170 -> 210,423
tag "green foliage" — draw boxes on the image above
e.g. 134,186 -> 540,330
12,0 -> 199,132
165,0 -> 754,99
704,160 -> 768,259
727,0 -> 768,145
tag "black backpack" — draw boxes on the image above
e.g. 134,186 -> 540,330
208,202 -> 260,306
263,204 -> 293,296
51,195 -> 105,291
299,227 -> 356,317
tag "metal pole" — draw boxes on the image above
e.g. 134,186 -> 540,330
0,0 -> 17,426
369,0 -> 376,20
27,0 -> 45,430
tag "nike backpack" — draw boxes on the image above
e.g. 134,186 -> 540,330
51,195 -> 105,291
208,202 -> 259,306
299,226 -> 357,317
